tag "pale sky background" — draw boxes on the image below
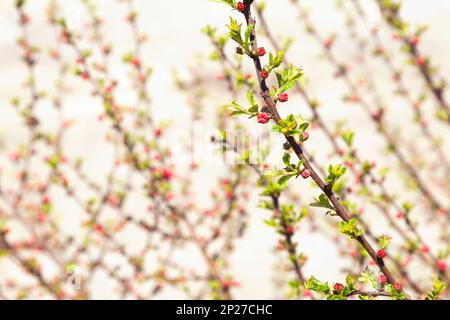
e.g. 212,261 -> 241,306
0,0 -> 449,299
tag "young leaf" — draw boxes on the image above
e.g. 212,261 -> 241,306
275,64 -> 304,95
272,114 -> 309,137
310,193 -> 335,211
267,50 -> 284,72
295,159 -> 305,171
344,275 -> 356,295
247,90 -> 256,107
342,130 -> 354,147
402,201 -> 413,213
304,276 -> 330,294
244,23 -> 254,44
263,219 -> 279,228
228,101 -> 251,116
325,164 -> 347,187
339,218 -> 364,239
260,178 -> 287,197
386,284 -> 406,300
277,173 -> 296,186
358,268 -> 378,289
378,235 -> 391,250
425,278 -> 446,300
227,17 -> 244,48
228,96 -> 259,118
246,90 -> 259,114
282,152 -> 292,169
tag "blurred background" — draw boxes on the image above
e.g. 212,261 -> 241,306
0,0 -> 449,299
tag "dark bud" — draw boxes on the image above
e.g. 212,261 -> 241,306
235,47 -> 244,55
27,116 -> 39,127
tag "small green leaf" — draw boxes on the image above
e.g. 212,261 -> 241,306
226,17 -> 252,54
345,274 -> 356,291
267,50 -> 284,72
282,152 -> 292,169
277,173 -> 296,186
247,90 -> 256,107
325,164 -> 347,187
244,24 -> 254,44
339,218 -> 364,239
402,201 -> 413,213
275,64 -> 303,95
304,276 -> 330,294
425,277 -> 446,300
227,17 -> 244,47
342,130 -> 354,147
289,280 -> 300,289
272,114 -> 309,136
228,100 -> 259,118
358,268 -> 378,289
310,194 -> 335,211
378,235 -> 391,250
246,90 -> 259,115
260,179 -> 286,197
295,159 -> 305,171
228,101 -> 250,116
263,219 -> 279,228
386,284 -> 406,300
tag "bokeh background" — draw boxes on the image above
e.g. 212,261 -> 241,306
0,0 -> 449,299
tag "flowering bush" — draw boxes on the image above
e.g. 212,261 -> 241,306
0,0 -> 448,300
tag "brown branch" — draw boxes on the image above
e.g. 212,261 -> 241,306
240,0 -> 400,289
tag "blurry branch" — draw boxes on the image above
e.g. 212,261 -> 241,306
374,0 -> 450,123
293,2 -> 449,224
349,0 -> 450,178
236,0 -> 400,289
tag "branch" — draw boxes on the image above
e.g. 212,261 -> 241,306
239,0 -> 400,289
